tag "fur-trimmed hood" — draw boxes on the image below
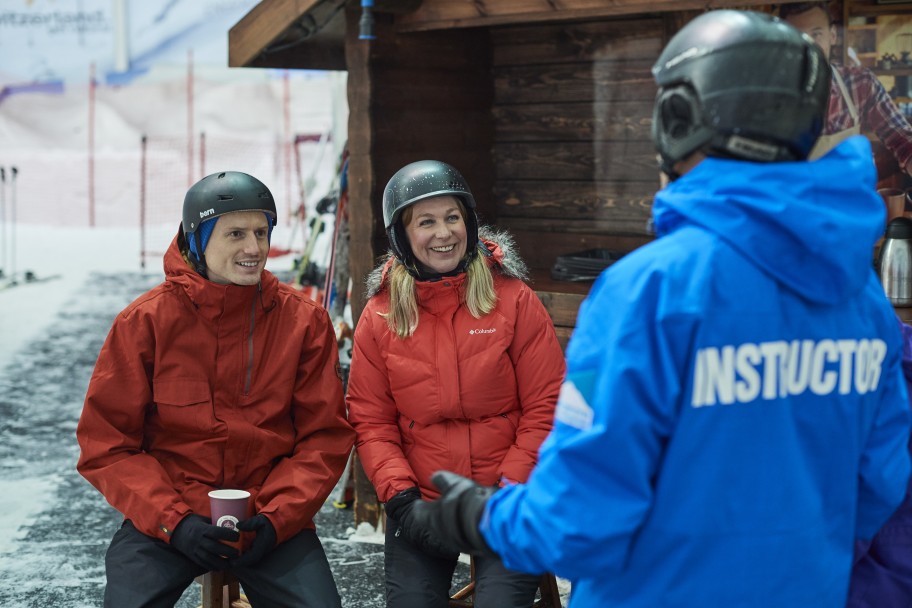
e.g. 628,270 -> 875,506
365,225 -> 528,298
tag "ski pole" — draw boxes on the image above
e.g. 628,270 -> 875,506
322,190 -> 347,310
0,167 -> 5,279
10,167 -> 16,284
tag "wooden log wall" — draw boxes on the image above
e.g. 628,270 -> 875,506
484,16 -> 668,344
488,17 -> 663,272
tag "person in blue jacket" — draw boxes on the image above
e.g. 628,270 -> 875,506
409,9 -> 912,608
848,319 -> 912,606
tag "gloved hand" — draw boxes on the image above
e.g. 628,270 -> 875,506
170,513 -> 240,570
409,471 -> 496,556
385,487 -> 460,559
384,486 -> 421,521
230,514 -> 277,568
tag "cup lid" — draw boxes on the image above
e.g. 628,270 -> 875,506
208,489 -> 251,499
886,217 -> 912,239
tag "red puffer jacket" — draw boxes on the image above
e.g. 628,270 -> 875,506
76,231 -> 354,546
347,229 -> 565,503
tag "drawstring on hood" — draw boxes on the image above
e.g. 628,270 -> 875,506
258,281 -> 277,313
652,136 -> 883,305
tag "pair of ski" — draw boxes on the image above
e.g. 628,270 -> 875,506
0,270 -> 62,292
0,166 -> 17,285
0,167 -> 61,292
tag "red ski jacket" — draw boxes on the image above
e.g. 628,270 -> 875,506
76,232 -> 354,546
347,230 -> 565,503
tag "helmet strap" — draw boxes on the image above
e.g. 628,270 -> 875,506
658,155 -> 681,182
190,232 -> 208,277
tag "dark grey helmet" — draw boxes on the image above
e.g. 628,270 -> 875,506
651,10 -> 830,177
182,171 -> 277,272
382,160 -> 479,270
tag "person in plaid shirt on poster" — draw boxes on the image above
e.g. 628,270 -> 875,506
781,2 -> 912,172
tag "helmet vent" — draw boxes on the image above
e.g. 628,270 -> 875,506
217,195 -> 233,201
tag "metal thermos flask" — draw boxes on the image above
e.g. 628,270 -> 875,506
879,217 -> 912,307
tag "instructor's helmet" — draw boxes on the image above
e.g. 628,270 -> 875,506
182,171 -> 277,274
382,160 -> 479,272
651,10 -> 830,177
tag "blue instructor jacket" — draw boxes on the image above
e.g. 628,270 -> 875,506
482,137 -> 912,607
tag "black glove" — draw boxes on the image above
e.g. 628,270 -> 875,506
409,471 -> 496,556
230,514 -> 277,568
384,486 -> 421,521
385,487 -> 460,559
170,513 -> 240,570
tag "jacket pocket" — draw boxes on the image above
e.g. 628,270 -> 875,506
152,378 -> 213,434
499,410 -> 519,433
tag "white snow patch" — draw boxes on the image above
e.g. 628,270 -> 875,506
0,474 -> 60,554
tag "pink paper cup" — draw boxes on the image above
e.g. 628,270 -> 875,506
208,489 -> 250,531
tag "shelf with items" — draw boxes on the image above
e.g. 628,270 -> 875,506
873,67 -> 912,75
846,23 -> 879,67
847,1 -> 912,18
841,4 -> 912,98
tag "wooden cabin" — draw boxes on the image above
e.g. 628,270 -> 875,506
230,0 -> 912,523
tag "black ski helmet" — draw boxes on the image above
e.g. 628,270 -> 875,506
651,10 -> 830,177
382,160 -> 479,270
182,171 -> 277,273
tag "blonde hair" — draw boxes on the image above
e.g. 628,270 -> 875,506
383,244 -> 497,338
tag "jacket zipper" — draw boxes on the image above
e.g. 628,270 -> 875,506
245,297 -> 255,395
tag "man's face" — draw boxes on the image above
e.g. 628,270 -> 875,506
204,211 -> 270,286
783,7 -> 837,60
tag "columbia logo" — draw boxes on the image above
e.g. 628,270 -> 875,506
469,328 -> 496,335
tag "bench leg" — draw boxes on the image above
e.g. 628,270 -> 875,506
196,570 -> 251,608
533,572 -> 562,607
449,557 -> 563,608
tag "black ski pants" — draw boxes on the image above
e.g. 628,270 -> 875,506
103,520 -> 342,608
383,519 -> 540,608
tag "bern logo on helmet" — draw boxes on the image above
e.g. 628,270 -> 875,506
199,208 -> 216,219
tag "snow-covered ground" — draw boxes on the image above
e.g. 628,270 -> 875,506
0,224 -> 534,606
0,222 -> 570,605
0,225 -> 394,606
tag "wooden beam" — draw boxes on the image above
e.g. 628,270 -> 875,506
345,5 -> 376,329
397,0 -> 806,31
229,0 -> 328,67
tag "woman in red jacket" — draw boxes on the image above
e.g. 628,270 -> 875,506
346,160 -> 565,607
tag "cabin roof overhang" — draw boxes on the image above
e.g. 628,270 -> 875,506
229,0 -> 808,70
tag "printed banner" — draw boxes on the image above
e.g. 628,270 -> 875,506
0,0 -> 259,84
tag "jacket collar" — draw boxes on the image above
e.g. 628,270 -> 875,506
163,229 -> 279,320
365,225 -> 528,298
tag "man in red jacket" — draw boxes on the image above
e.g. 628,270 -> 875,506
76,171 -> 355,608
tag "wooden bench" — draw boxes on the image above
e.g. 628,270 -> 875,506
195,570 -> 251,608
449,557 -> 563,607
196,558 -> 563,607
